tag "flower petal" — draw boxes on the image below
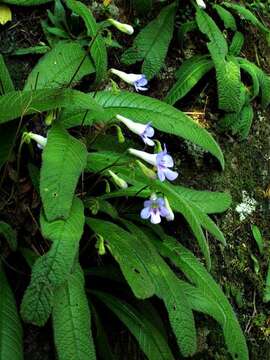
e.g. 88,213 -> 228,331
157,168 -> 166,182
161,154 -> 174,167
143,137 -> 155,146
145,125 -> 154,137
150,210 -> 161,224
140,207 -> 151,219
165,169 -> 178,181
159,206 -> 169,217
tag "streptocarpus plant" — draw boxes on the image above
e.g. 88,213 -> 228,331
0,0 -> 248,359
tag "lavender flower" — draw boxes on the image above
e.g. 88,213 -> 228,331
116,114 -> 155,146
140,194 -> 169,224
110,68 -> 148,91
129,145 -> 178,182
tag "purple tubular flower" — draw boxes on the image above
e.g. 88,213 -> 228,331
156,144 -> 178,182
134,75 -> 148,91
140,196 -> 169,224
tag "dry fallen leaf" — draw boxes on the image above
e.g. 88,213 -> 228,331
0,5 -> 12,25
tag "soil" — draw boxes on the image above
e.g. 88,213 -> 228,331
1,1 -> 270,359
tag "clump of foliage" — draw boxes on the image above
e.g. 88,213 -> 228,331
1,0 -> 269,359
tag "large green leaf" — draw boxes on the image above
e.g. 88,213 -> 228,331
229,32 -> 244,56
53,264 -> 96,360
24,41 -> 95,90
121,3 -> 176,79
20,197 -> 84,326
0,221 -> 17,251
65,0 -> 107,84
87,218 -> 197,357
93,291 -> 175,360
2,0 -> 52,4
156,238 -> 249,360
165,55 -> 213,105
0,88 -> 103,125
0,265 -> 23,360
62,90 -> 224,168
40,123 -> 87,221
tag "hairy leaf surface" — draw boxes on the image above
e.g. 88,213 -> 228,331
0,88 -> 103,125
87,218 -> 197,356
229,32 -> 244,56
156,238 -> 249,360
0,221 -> 17,251
213,4 -> 237,31
0,266 -> 23,360
20,198 -> 84,326
40,123 -> 87,221
24,41 -> 95,90
53,264 -> 96,360
121,3 -> 176,79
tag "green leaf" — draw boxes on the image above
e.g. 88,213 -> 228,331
213,4 -> 237,31
165,55 -> 213,104
0,265 -> 23,360
223,2 -> 270,35
121,3 -> 176,79
251,225 -> 264,255
0,88 -> 103,125
231,104 -> 254,139
196,8 -> 228,59
238,58 -> 260,99
65,0 -> 107,84
62,90 -> 224,168
87,218 -> 197,356
53,264 -> 96,360
263,262 -> 270,303
0,221 -> 17,251
0,54 -> 14,94
156,238 -> 249,360
93,291 -> 175,360
40,123 -> 87,221
12,45 -> 50,56
24,41 -> 95,90
229,32 -> 244,56
20,197 -> 84,326
86,218 -> 155,299
1,0 -> 52,5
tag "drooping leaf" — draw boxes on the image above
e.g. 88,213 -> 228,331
0,88 -> 103,125
0,265 -> 23,360
155,238 -> 249,360
229,31 -> 244,56
53,264 -> 96,360
65,0 -> 107,84
40,123 -> 87,221
20,197 -> 85,326
165,55 -> 213,105
231,104 -> 254,139
93,291 -> 175,360
24,41 -> 95,90
0,221 -> 17,251
121,3 -> 176,79
238,58 -> 260,99
213,4 -> 237,31
87,218 -> 197,357
62,90 -> 224,168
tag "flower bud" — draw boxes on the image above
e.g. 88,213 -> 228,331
136,160 -> 156,179
108,170 -> 128,189
115,125 -> 125,143
108,18 -> 134,35
164,196 -> 174,221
